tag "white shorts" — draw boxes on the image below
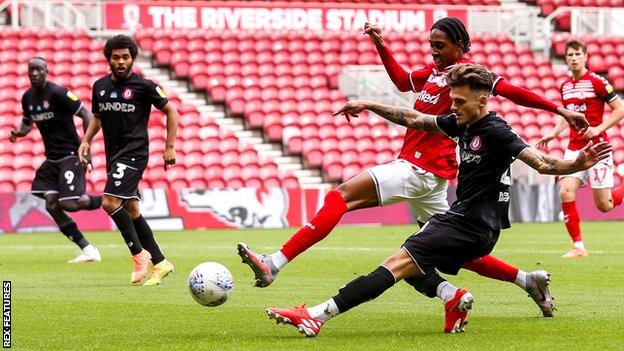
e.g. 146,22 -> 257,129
367,159 -> 449,222
561,149 -> 614,189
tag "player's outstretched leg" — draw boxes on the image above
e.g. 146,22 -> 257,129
461,255 -> 554,317
44,194 -> 101,263
239,172 -> 379,287
102,196 -> 150,283
59,195 -> 102,212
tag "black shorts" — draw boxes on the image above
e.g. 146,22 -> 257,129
103,156 -> 147,200
31,155 -> 87,201
402,212 -> 500,275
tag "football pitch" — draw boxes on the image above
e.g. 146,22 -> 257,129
2,222 -> 623,350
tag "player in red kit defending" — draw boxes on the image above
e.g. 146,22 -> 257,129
238,18 -> 586,317
537,39 -> 624,258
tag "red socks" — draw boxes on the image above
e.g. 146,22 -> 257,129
462,255 -> 518,283
612,185 -> 624,207
561,201 -> 583,243
280,190 -> 348,261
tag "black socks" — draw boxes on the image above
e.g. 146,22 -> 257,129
110,208 -> 143,255
133,215 -> 165,265
332,266 -> 396,313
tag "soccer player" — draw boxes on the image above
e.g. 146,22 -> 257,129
78,35 -> 179,285
9,57 -> 102,264
238,18 -> 585,316
537,39 -> 624,258
265,64 -> 611,336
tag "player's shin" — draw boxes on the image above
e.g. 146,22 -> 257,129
332,266 -> 395,314
110,207 -> 143,255
279,189 -> 348,261
462,255 -> 519,283
132,215 -> 165,265
59,221 -> 89,249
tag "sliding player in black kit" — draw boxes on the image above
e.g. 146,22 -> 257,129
79,35 -> 179,285
10,57 -> 102,264
265,64 -> 611,336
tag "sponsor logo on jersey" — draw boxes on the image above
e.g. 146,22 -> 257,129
122,88 -> 133,99
426,73 -> 448,87
110,92 -> 118,99
43,100 -> 49,109
66,91 -> 79,101
565,103 -> 587,112
416,91 -> 440,104
460,150 -> 481,164
470,136 -> 482,151
98,102 -> 136,113
100,90 -> 105,96
31,112 -> 54,121
155,86 -> 167,98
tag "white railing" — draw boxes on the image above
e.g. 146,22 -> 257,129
0,0 -> 101,29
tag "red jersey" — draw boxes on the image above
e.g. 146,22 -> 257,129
399,58 -> 502,179
560,71 -> 618,151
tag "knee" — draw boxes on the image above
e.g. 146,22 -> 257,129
101,196 -> 122,214
559,187 -> 576,202
45,201 -> 61,214
59,200 -> 80,212
596,200 -> 613,213
124,201 -> 141,219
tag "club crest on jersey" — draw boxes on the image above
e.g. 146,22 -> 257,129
110,92 -> 118,99
470,136 -> 482,151
43,100 -> 49,109
100,90 -> 105,96
122,88 -> 133,100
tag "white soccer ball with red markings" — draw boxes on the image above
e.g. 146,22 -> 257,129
188,262 -> 234,307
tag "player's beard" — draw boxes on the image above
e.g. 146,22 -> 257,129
110,62 -> 133,80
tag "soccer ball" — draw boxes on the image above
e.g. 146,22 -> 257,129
188,262 -> 234,307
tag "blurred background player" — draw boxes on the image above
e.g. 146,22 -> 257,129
78,35 -> 179,285
238,17 -> 587,316
537,39 -> 624,258
9,57 -> 102,264
265,64 -> 610,337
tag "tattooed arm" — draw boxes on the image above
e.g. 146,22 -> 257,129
333,100 -> 441,132
517,142 -> 611,175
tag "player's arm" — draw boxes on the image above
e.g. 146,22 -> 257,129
494,79 -> 588,130
583,97 -> 624,140
517,141 -> 611,175
9,118 -> 33,142
536,116 -> 568,149
75,106 -> 94,134
333,100 -> 440,132
78,115 -> 101,165
160,102 -> 178,170
364,22 -> 429,92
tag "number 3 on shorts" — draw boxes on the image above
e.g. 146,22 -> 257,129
64,170 -> 75,184
112,163 -> 128,179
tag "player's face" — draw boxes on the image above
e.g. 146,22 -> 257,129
450,85 -> 485,125
429,29 -> 462,70
28,59 -> 47,89
565,47 -> 587,72
109,48 -> 133,79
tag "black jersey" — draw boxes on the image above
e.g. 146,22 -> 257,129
21,81 -> 83,160
91,73 -> 168,162
436,112 -> 529,230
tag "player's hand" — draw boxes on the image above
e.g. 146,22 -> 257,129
333,100 -> 368,123
78,142 -> 91,166
582,126 -> 601,140
164,146 -> 176,170
557,107 -> 588,131
575,141 -> 612,170
536,133 -> 555,150
364,22 -> 384,48
9,129 -> 19,143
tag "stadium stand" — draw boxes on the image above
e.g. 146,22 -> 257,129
0,28 -> 298,192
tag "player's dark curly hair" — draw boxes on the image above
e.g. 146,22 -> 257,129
431,17 -> 471,53
103,35 -> 139,60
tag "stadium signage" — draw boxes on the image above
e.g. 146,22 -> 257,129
104,2 -> 469,31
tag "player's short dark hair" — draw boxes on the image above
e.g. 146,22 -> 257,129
446,63 -> 493,93
103,35 -> 139,60
565,39 -> 587,54
431,17 -> 471,53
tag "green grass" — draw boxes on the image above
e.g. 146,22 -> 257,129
1,222 -> 624,350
